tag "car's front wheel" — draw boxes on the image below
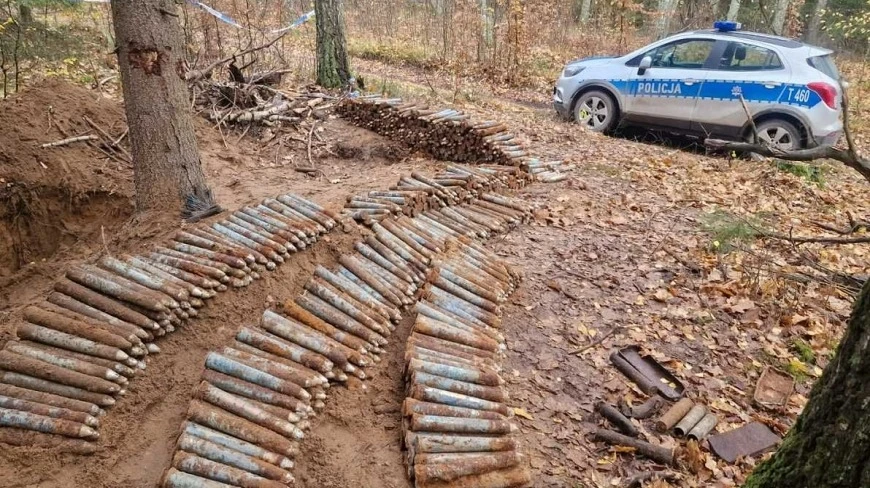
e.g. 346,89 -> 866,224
754,119 -> 802,151
574,91 -> 617,132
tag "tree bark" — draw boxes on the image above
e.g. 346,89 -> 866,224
772,0 -> 790,35
111,0 -> 214,215
726,0 -> 741,20
656,0 -> 678,37
744,282 -> 870,488
805,0 -> 828,43
315,0 -> 351,89
579,0 -> 593,23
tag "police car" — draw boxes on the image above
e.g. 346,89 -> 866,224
553,21 -> 843,150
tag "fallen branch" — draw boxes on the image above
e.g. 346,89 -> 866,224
594,429 -> 675,465
623,471 -> 680,488
41,135 -> 98,148
185,32 -> 289,82
573,325 -> 620,355
760,231 -> 870,245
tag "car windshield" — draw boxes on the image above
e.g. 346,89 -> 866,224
808,54 -> 839,80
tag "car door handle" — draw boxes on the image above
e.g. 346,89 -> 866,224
763,82 -> 782,88
683,79 -> 699,86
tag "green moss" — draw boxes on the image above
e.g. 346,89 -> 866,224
790,338 -> 816,364
700,209 -> 763,253
774,160 -> 826,187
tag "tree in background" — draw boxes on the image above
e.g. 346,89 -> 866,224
110,0 -> 215,216
315,0 -> 351,88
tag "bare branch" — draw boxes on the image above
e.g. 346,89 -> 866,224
185,32 -> 289,83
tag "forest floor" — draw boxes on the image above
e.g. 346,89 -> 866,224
0,58 -> 868,488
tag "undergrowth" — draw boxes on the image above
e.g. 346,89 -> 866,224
700,209 -> 764,253
774,160 -> 826,186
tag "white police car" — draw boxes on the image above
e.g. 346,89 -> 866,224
553,21 -> 843,149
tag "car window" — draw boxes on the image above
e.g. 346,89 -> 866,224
643,39 -> 715,69
808,54 -> 839,79
718,42 -> 783,70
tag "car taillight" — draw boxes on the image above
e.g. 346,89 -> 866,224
808,81 -> 838,109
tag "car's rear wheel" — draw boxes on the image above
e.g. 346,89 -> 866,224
754,119 -> 802,151
574,91 -> 617,132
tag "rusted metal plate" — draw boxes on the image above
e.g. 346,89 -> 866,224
753,366 -> 795,408
708,422 -> 781,463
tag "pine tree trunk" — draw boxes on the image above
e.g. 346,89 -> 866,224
726,0 -> 741,20
744,282 -> 870,488
656,0 -> 678,37
315,0 -> 351,89
580,0 -> 593,24
110,0 -> 213,214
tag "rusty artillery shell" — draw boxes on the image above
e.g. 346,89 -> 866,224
408,332 -> 495,361
236,328 -> 332,380
480,193 -> 527,213
241,207 -> 308,242
255,204 -> 316,238
373,227 -> 427,272
236,327 -> 333,374
454,206 -> 504,232
295,293 -> 388,347
191,227 -> 270,267
211,223 -> 284,264
410,414 -> 515,435
99,255 -> 190,303
24,306 -> 133,351
20,340 -> 136,378
0,350 -> 120,395
0,427 -> 98,453
301,280 -> 389,340
355,241 -> 415,285
403,398 -> 506,421
418,213 -> 467,238
411,386 -> 510,417
396,217 -> 445,252
67,265 -> 173,312
381,219 -> 436,259
437,267 -> 501,304
0,392 -> 99,427
202,370 -> 309,413
655,397 -> 694,432
0,383 -> 102,417
184,422 -> 295,468
596,402 -> 638,437
223,219 -> 292,255
686,413 -> 718,441
0,407 -> 98,440
142,258 -> 221,291
358,254 -> 417,297
6,342 -> 119,381
440,208 -> 488,235
339,255 -> 405,307
410,371 -> 506,403
408,358 -> 501,387
314,265 -> 398,323
417,298 -> 501,343
414,451 -> 522,483
0,371 -> 115,406
227,214 -> 296,251
36,302 -> 143,349
430,274 -> 500,314
175,230 -> 255,263
155,246 -> 241,278
263,310 -> 360,368
148,251 -> 229,283
163,468 -> 236,488
407,432 -> 517,453
364,235 -> 423,280
127,255 -> 211,298
178,433 -> 295,483
233,212 -> 303,248
674,405 -> 708,437
168,241 -> 249,271
232,341 -> 328,387
187,400 -> 299,457
416,465 -> 531,488
278,194 -> 336,229
205,352 -> 314,400
407,345 -> 495,373
414,315 -> 499,353
47,292 -> 152,341
17,322 -> 128,362
221,346 -> 320,391
198,382 -> 303,440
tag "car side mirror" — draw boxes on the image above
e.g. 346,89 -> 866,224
638,56 -> 652,76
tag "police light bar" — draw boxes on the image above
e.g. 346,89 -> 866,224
714,20 -> 742,31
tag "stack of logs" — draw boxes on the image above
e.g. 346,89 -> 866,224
0,193 -> 337,452
161,171 -> 533,487
401,246 -> 531,487
337,97 -> 528,165
342,164 -> 533,226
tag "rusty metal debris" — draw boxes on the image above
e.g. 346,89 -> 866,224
610,346 -> 685,401
708,421 -> 781,463
753,366 -> 795,409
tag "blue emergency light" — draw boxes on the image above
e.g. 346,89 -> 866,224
714,20 -> 742,31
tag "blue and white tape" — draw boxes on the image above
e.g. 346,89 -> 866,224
272,10 -> 315,34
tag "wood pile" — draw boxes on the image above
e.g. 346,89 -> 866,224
341,165 -> 533,226
336,97 -> 529,166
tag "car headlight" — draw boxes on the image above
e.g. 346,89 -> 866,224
563,65 -> 585,78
